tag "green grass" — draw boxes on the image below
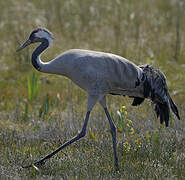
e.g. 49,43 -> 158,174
0,0 -> 185,179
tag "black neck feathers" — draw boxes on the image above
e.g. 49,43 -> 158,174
32,39 -> 49,71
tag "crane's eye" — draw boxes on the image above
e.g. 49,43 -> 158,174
29,30 -> 40,42
29,33 -> 35,41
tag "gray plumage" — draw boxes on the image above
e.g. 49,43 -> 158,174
44,49 -> 144,97
17,28 -> 180,170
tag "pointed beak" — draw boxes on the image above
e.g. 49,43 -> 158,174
16,39 -> 32,52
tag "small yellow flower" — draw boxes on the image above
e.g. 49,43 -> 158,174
89,131 -> 97,141
126,146 -> 130,152
135,137 -> 142,149
123,142 -> 131,152
130,128 -> 135,135
44,112 -> 52,119
127,119 -> 133,125
123,142 -> 128,147
126,123 -> 130,128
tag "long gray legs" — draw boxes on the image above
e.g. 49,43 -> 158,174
99,97 -> 119,170
22,94 -> 119,170
22,111 -> 91,168
104,108 -> 119,170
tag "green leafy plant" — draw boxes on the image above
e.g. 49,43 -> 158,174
27,72 -> 39,101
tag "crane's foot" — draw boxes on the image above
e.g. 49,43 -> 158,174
22,164 -> 33,168
115,164 -> 119,172
115,166 -> 120,172
22,159 -> 46,169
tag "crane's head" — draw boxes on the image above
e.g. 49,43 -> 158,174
17,28 -> 53,51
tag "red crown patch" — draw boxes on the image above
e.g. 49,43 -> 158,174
34,28 -> 39,32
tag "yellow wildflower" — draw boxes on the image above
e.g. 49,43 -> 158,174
44,112 -> 52,119
130,128 -> 135,135
127,119 -> 133,125
123,142 -> 131,152
135,137 -> 142,149
126,123 -> 130,128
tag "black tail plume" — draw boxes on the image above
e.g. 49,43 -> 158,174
169,95 -> 180,120
138,64 -> 180,126
154,102 -> 169,127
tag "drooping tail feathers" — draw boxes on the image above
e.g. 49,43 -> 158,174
132,64 -> 180,127
168,96 -> 180,120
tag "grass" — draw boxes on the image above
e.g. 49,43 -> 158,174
0,0 -> 185,179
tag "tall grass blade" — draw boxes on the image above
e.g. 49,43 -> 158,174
39,93 -> 50,119
27,72 -> 39,101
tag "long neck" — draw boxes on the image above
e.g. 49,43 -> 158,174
32,39 -> 49,72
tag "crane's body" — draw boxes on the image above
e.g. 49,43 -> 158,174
17,28 -> 180,171
42,49 -> 143,97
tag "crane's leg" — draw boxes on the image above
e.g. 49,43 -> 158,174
99,97 -> 119,171
22,94 -> 100,168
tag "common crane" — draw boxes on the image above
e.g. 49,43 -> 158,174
17,28 -> 180,170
